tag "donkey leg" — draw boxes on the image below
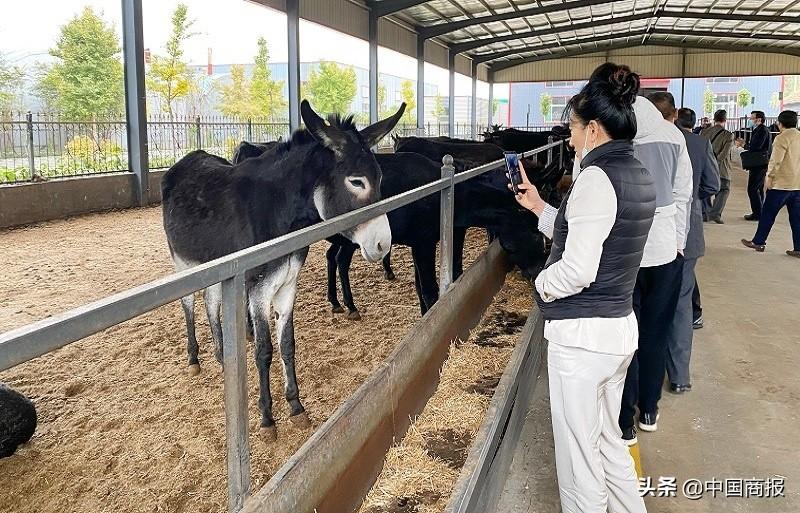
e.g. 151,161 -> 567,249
181,294 -> 201,376
412,264 -> 426,316
274,278 -> 310,428
453,227 -> 467,281
249,286 -> 277,441
326,244 -> 345,314
382,250 -> 396,281
412,244 -> 439,314
204,284 -> 224,366
337,243 -> 361,320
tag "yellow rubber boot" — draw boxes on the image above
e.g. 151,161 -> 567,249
629,442 -> 643,478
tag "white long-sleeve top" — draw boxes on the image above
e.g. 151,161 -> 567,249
535,165 -> 638,356
632,97 -> 694,266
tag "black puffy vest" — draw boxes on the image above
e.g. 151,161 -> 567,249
535,140 -> 656,320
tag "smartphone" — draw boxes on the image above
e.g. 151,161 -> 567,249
504,151 -> 522,194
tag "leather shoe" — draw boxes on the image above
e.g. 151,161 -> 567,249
712,217 -> 724,224
670,383 -> 692,394
787,250 -> 800,259
741,239 -> 765,252
744,214 -> 760,221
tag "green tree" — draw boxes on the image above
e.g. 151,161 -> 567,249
433,93 -> 446,121
303,61 -> 357,116
250,37 -> 286,119
736,88 -> 752,117
36,7 -> 124,119
770,91 -> 781,110
0,53 -> 25,111
147,3 -> 196,118
217,65 -> 252,118
703,87 -> 714,116
539,92 -> 552,122
400,80 -> 416,124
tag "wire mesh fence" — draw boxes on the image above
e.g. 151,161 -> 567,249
1,113 -> 491,184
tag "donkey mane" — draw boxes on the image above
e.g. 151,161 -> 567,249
267,112 -> 363,158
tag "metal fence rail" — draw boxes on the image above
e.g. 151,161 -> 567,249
0,139 -> 564,513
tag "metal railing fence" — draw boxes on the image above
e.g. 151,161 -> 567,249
0,136 -> 562,512
0,112 -> 291,184
0,114 -> 493,184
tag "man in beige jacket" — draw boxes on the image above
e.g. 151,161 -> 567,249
741,110 -> 800,258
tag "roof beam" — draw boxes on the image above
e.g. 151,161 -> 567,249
474,28 -> 800,64
420,1 -> 800,40
675,10 -> 799,23
491,39 -> 800,72
419,0 -> 612,39
451,12 -> 652,54
368,0 -> 429,18
474,29 -> 650,64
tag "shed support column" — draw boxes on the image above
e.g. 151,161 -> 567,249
287,0 -> 301,132
488,70 -> 494,128
471,61 -> 478,139
121,0 -> 149,207
448,50 -> 455,137
680,49 -> 687,107
369,13 -> 379,124
417,35 -> 425,136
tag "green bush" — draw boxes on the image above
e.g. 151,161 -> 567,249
63,135 -> 125,172
0,167 -> 29,183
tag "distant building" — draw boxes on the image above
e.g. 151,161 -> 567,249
509,75 -> 793,127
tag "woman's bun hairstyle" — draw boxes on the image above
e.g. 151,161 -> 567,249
589,62 -> 640,107
564,62 -> 640,140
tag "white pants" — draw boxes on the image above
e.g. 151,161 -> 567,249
548,340 -> 646,513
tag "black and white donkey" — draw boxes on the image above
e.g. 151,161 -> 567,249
161,100 -> 405,440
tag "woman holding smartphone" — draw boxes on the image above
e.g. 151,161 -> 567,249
513,63 -> 656,513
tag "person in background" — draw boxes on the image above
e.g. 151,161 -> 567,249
514,62 -> 654,513
700,110 -> 734,224
669,107 -> 720,392
744,110 -> 772,221
618,93 -> 693,442
741,110 -> 800,258
693,117 -> 710,135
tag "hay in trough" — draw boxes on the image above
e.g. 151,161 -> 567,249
359,274 -> 532,513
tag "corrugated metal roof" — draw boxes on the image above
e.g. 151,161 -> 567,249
253,0 -> 800,81
370,0 -> 800,79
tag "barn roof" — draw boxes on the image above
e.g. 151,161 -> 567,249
365,0 -> 800,79
250,0 -> 800,81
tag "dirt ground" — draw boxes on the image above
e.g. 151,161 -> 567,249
0,207 -> 498,513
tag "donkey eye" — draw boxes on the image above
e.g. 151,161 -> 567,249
348,178 -> 366,190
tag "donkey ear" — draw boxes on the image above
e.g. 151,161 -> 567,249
301,100 -> 347,156
360,102 -> 406,148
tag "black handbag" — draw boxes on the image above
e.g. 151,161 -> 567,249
740,150 -> 770,169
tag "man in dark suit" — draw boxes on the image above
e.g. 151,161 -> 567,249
745,110 -> 772,220
670,108 -> 720,392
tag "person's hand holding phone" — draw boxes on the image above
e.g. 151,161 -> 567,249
509,162 -> 547,215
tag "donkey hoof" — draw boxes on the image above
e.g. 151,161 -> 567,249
331,305 -> 345,314
289,411 -> 312,429
385,271 -> 396,281
187,363 -> 201,376
347,311 -> 362,321
259,425 -> 278,442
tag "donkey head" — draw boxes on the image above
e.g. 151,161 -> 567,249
301,99 -> 406,262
